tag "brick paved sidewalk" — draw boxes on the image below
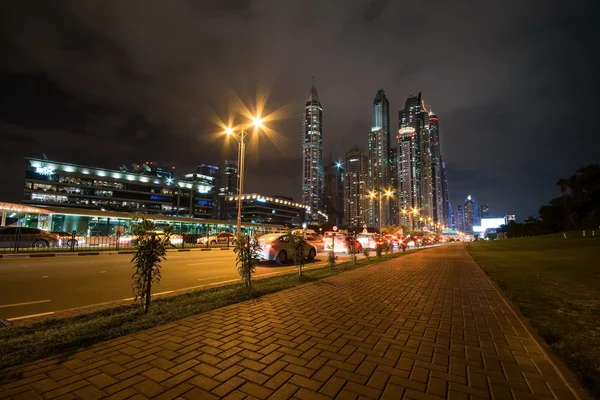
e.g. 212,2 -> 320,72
0,245 -> 585,399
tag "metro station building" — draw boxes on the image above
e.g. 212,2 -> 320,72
0,157 -> 327,236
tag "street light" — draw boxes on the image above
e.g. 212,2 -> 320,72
369,188 -> 394,233
225,116 -> 265,236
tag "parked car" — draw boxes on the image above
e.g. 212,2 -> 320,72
51,231 -> 79,247
128,230 -> 182,246
257,233 -> 317,265
197,231 -> 237,246
0,227 -> 60,249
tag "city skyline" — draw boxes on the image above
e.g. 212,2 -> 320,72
0,1 -> 597,222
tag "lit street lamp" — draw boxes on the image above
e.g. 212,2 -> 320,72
369,188 -> 394,232
225,117 -> 264,236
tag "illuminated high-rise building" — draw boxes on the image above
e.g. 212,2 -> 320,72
456,205 -> 465,232
480,204 -> 489,220
302,79 -> 323,220
368,89 -> 391,227
323,160 -> 345,226
344,148 -> 369,228
464,195 -> 478,234
428,110 -> 445,226
397,93 -> 432,229
440,158 -> 451,228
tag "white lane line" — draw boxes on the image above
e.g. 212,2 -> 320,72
187,261 -> 227,266
42,276 -> 50,278
153,290 -> 174,296
8,311 -> 55,321
198,275 -> 231,281
0,300 -> 52,309
100,271 -> 106,273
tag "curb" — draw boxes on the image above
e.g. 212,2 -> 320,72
466,244 -> 591,400
0,247 -> 233,259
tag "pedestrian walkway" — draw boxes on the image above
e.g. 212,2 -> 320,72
0,245 -> 584,399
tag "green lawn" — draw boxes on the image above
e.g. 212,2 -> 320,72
467,233 -> 600,397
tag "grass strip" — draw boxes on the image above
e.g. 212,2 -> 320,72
0,249 -> 418,371
467,233 -> 600,398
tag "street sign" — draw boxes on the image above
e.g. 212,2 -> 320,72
333,226 -> 338,231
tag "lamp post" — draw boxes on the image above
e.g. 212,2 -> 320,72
411,207 -> 420,231
226,117 -> 263,236
369,189 -> 394,233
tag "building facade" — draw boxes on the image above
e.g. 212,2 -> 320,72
23,158 -> 219,219
225,194 -> 308,226
368,89 -> 391,227
302,80 -> 324,220
456,205 -> 465,232
428,111 -> 445,226
463,195 -> 478,234
480,204 -> 489,220
344,148 -> 369,228
323,161 -> 345,226
217,161 -> 238,219
397,93 -> 432,229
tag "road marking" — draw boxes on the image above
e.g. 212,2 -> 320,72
8,311 -> 55,321
0,300 -> 52,309
187,261 -> 227,266
198,275 -> 230,281
100,271 -> 106,273
153,290 -> 174,296
42,276 -> 49,278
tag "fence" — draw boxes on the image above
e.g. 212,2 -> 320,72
0,228 -> 239,253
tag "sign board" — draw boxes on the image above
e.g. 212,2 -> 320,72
333,226 -> 338,231
35,167 -> 55,176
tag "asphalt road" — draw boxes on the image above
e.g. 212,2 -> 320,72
0,250 -> 338,320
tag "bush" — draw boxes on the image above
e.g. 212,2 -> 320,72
234,234 -> 262,289
131,219 -> 172,313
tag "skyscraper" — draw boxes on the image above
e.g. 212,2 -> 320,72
464,195 -> 477,234
302,79 -> 323,220
480,204 -> 489,220
388,147 -> 399,225
397,93 -> 432,230
368,89 -> 391,227
428,110 -> 444,226
217,160 -> 238,219
344,148 -> 369,228
456,205 -> 465,232
440,158 -> 451,228
323,160 -> 345,226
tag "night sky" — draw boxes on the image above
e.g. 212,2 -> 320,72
1,0 -> 598,221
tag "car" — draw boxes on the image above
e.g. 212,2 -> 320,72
344,236 -> 363,254
197,231 -> 237,246
0,226 -> 60,249
356,233 -> 377,249
323,231 -> 358,253
51,231 -> 79,247
257,233 -> 317,265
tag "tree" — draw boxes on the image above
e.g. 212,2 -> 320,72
288,229 -> 307,278
234,234 -> 262,289
131,219 -> 172,313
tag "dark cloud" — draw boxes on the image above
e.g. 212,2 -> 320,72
0,0 -> 598,220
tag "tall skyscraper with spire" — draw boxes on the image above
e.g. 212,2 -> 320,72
302,78 -> 323,219
397,93 -> 432,229
429,110 -> 444,226
368,89 -> 391,227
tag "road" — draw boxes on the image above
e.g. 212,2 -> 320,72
0,250 -> 339,321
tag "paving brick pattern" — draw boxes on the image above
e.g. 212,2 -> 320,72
0,245 -> 581,399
